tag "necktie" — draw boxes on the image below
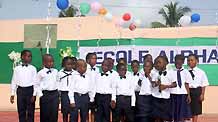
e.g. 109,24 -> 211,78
22,64 -> 28,67
120,76 -> 126,79
80,74 -> 85,78
177,69 -> 183,88
91,67 -> 96,71
189,70 -> 195,80
60,71 -> 73,86
101,73 -> 108,76
134,72 -> 139,76
46,69 -> 52,74
159,71 -> 167,76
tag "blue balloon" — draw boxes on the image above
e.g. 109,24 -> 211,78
191,13 -> 200,23
57,0 -> 69,10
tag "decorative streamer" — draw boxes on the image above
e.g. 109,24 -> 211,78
45,0 -> 52,54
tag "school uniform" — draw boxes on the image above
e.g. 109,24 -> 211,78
58,69 -> 75,115
87,64 -> 99,112
131,72 -> 142,121
11,64 -> 37,122
170,67 -> 192,121
137,74 -> 153,122
68,71 -> 95,122
188,67 -> 209,116
94,72 -> 116,122
112,73 -> 135,122
151,69 -> 176,120
36,67 -> 59,122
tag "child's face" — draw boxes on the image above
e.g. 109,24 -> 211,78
187,56 -> 198,68
143,62 -> 153,75
89,55 -> 97,67
77,61 -> 87,74
72,59 -> 77,70
156,58 -> 166,71
108,59 -> 114,70
175,59 -> 184,69
144,55 -> 152,64
43,56 -> 54,68
118,65 -> 127,77
101,61 -> 109,73
131,62 -> 139,73
64,59 -> 73,71
22,52 -> 32,64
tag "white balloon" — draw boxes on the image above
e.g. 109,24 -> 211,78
104,12 -> 113,21
179,16 -> 191,26
134,19 -> 141,26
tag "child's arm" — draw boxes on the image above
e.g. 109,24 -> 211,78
10,69 -> 17,104
159,82 -> 176,91
200,71 -> 209,102
131,77 -> 136,107
200,87 -> 206,102
185,83 -> 191,104
68,77 -> 75,108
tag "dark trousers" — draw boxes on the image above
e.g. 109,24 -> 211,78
70,92 -> 89,122
40,90 -> 59,122
95,93 -> 111,122
17,86 -> 35,122
136,95 -> 154,122
112,95 -> 134,122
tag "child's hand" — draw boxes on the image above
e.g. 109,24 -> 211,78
111,100 -> 116,109
199,94 -> 204,102
70,103 -> 76,108
10,96 -> 14,104
159,84 -> 166,91
157,80 -> 161,86
30,96 -> 36,103
186,94 -> 191,104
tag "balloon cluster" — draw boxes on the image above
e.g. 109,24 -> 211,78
179,13 -> 201,26
56,0 -> 141,31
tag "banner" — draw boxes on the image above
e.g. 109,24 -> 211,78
79,46 -> 218,65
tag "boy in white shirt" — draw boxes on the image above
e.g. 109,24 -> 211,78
68,59 -> 95,122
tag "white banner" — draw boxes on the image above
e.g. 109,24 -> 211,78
79,46 -> 218,65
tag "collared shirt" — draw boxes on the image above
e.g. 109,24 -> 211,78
170,67 -> 192,94
57,69 -> 75,91
11,64 -> 37,96
68,71 -> 95,104
95,72 -> 116,101
115,73 -> 136,106
139,75 -> 152,95
131,72 -> 142,92
36,67 -> 58,97
188,67 -> 209,88
152,69 -> 176,99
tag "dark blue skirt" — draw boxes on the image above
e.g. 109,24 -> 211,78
152,97 -> 172,120
60,91 -> 70,114
171,94 -> 192,121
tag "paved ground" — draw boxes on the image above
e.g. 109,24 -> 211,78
0,111 -> 217,122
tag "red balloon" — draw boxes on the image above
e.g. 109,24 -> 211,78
123,13 -> 131,21
129,23 -> 136,31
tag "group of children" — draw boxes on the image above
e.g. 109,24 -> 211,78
10,50 -> 209,122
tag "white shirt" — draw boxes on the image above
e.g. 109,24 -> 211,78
36,68 -> 59,97
95,72 -> 116,101
152,69 -> 176,99
68,71 -> 95,104
115,73 -> 136,106
188,67 -> 209,88
170,67 -> 192,94
139,76 -> 152,95
11,64 -> 37,96
57,69 -> 75,91
140,68 -> 159,81
131,72 -> 141,92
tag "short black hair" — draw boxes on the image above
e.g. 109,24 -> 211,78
175,54 -> 185,62
42,54 -> 53,61
143,54 -> 152,61
188,54 -> 199,61
156,55 -> 169,64
21,50 -> 31,57
131,60 -> 139,66
85,52 -> 97,62
118,58 -> 127,64
116,63 -> 126,71
61,56 -> 77,67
